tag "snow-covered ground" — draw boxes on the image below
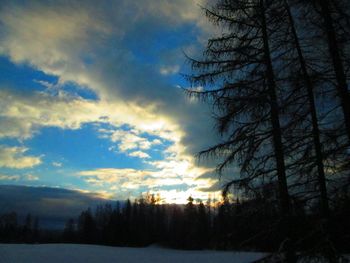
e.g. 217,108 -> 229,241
0,244 -> 266,263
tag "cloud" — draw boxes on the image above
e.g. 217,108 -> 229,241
160,65 -> 180,75
0,146 -> 42,169
78,168 -> 150,179
101,128 -> 165,159
0,89 -> 179,142
129,151 -> 151,159
0,174 -> 20,181
0,185 -> 113,228
0,1 -> 111,76
0,0 -> 218,159
26,174 -> 39,181
0,0 -> 212,85
0,117 -> 35,140
76,147 -> 218,202
0,173 -> 39,181
106,129 -> 153,151
52,162 -> 62,167
0,0 -> 230,200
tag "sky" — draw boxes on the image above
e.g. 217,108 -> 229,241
0,0 -> 233,204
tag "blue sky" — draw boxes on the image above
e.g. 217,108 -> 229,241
0,0 -> 229,203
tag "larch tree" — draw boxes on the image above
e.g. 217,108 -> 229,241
186,0 -> 296,261
188,0 -> 291,217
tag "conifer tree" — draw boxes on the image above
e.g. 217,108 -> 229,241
186,1 -> 299,260
187,0 -> 293,227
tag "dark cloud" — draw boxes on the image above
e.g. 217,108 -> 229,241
0,185 -> 114,228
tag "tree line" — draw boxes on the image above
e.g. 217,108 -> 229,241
1,192 -> 349,255
0,212 -> 42,243
185,0 -> 350,261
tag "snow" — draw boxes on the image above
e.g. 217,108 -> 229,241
0,244 -> 267,263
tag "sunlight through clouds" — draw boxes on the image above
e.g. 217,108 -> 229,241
75,142 -> 218,202
0,86 -> 219,201
0,0 -> 224,203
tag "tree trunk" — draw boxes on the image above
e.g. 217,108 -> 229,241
319,0 -> 350,142
285,0 -> 330,218
260,0 -> 291,216
260,1 -> 295,261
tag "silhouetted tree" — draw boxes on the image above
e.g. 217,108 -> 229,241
77,208 -> 96,244
63,218 -> 76,243
186,1 -> 296,259
187,0 -> 293,217
197,201 -> 210,248
317,0 -> 350,141
23,213 -> 32,243
0,212 -> 18,242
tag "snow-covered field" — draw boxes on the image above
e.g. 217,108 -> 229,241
0,244 -> 266,263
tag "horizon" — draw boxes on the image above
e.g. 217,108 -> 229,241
0,184 -> 223,230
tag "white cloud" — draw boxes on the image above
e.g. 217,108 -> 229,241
152,139 -> 162,145
100,128 -> 165,157
129,151 -> 151,159
78,168 -> 151,184
0,146 -> 42,169
0,89 -> 180,142
109,130 -> 151,151
26,174 -> 39,181
34,80 -> 57,89
160,65 -> 180,75
52,162 -> 63,167
0,172 -> 39,181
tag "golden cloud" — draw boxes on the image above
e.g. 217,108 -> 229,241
0,146 -> 42,169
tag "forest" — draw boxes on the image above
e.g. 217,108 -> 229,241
0,190 -> 349,259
